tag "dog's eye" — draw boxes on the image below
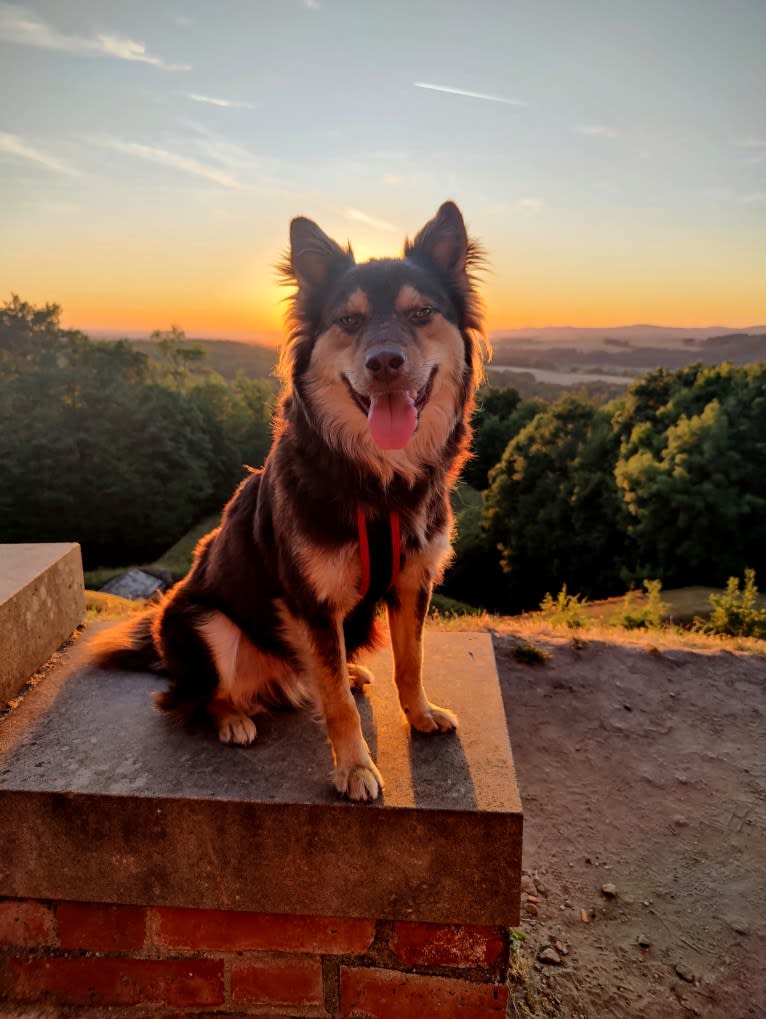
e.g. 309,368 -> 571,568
337,314 -> 364,333
409,307 -> 434,324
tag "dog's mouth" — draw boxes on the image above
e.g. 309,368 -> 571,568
343,367 -> 437,450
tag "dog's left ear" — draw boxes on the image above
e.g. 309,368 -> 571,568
406,201 -> 468,278
290,218 -> 354,290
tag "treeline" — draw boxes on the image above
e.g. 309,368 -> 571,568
3,295 -> 766,612
0,297 -> 274,566
443,361 -> 766,612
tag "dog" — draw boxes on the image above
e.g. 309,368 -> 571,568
91,201 -> 485,801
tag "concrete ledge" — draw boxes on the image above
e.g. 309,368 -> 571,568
0,543 -> 84,705
0,630 -> 522,926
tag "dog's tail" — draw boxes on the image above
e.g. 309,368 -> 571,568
89,608 -> 166,673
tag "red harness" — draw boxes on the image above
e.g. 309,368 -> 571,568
356,508 -> 401,599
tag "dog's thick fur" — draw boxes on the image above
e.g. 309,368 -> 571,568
91,201 -> 485,801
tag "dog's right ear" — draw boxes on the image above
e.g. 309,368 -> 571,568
289,218 -> 354,290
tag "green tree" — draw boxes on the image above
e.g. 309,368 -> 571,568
482,396 -> 627,611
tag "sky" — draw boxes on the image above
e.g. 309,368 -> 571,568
1,0 -> 765,342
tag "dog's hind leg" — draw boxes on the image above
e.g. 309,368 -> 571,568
386,563 -> 458,734
197,611 -> 259,745
347,662 -> 374,690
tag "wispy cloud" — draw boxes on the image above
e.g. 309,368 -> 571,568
0,130 -> 81,176
413,81 -> 527,107
382,174 -> 401,186
183,92 -> 256,110
734,136 -> 766,149
344,208 -> 396,231
743,192 -> 766,204
95,137 -> 241,188
0,2 -> 190,70
304,0 -> 320,9
577,124 -> 618,139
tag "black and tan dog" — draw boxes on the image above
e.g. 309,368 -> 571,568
92,201 -> 485,801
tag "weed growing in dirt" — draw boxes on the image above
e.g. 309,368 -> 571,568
540,585 -> 589,629
697,568 -> 766,638
614,578 -> 667,629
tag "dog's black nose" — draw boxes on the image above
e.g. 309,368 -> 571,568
365,347 -> 406,378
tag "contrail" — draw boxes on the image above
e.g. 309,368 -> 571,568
413,81 -> 527,107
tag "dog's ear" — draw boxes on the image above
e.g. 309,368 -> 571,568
406,201 -> 468,278
289,218 -> 353,290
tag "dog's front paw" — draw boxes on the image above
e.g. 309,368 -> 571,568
408,703 -> 459,734
216,712 -> 258,746
333,759 -> 384,802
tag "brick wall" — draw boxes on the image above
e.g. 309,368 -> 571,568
0,898 -> 509,1017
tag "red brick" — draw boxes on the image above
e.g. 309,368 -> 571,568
339,967 -> 508,1018
0,899 -> 56,947
152,906 -> 374,954
391,921 -> 509,970
7,957 -> 224,1007
232,956 -> 324,1008
57,901 -> 147,952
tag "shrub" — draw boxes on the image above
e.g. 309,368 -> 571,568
615,579 -> 667,629
539,584 -> 589,629
699,569 -> 766,638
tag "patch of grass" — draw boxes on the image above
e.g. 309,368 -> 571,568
512,641 -> 551,665
153,514 -> 218,580
84,590 -> 148,621
430,593 -> 484,618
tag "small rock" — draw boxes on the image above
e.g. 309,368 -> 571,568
527,894 -> 539,904
674,963 -> 695,983
525,902 -> 538,917
673,815 -> 689,827
538,947 -> 562,966
601,883 -> 618,898
521,874 -> 537,895
638,933 -> 652,948
580,908 -> 590,923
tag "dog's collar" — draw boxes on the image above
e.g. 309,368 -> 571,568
356,508 -> 401,599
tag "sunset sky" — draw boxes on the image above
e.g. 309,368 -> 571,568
1,0 -> 765,342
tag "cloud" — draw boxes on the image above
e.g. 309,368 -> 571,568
95,137 -> 241,188
743,192 -> 766,204
0,2 -> 190,70
382,174 -> 401,185
344,208 -> 396,231
577,124 -> 618,139
183,92 -> 256,110
734,136 -> 766,148
413,81 -> 527,107
0,130 -> 81,175
517,198 -> 544,212
304,0 -> 320,8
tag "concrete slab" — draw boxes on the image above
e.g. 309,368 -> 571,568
0,629 -> 522,925
0,543 -> 84,705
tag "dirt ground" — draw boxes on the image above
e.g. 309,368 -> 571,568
490,625 -> 766,1018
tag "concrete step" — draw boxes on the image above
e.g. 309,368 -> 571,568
0,628 -> 522,926
0,543 -> 84,706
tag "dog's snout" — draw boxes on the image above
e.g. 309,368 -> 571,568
365,346 -> 406,379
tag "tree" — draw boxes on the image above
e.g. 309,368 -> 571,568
482,396 -> 627,611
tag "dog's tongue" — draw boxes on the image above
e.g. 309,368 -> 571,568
367,391 -> 417,449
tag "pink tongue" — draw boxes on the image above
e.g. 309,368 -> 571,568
368,392 -> 417,449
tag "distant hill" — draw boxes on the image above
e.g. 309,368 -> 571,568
127,338 -> 278,381
491,331 -> 766,375
490,324 -> 766,346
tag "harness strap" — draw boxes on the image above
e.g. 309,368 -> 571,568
356,508 -> 401,598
